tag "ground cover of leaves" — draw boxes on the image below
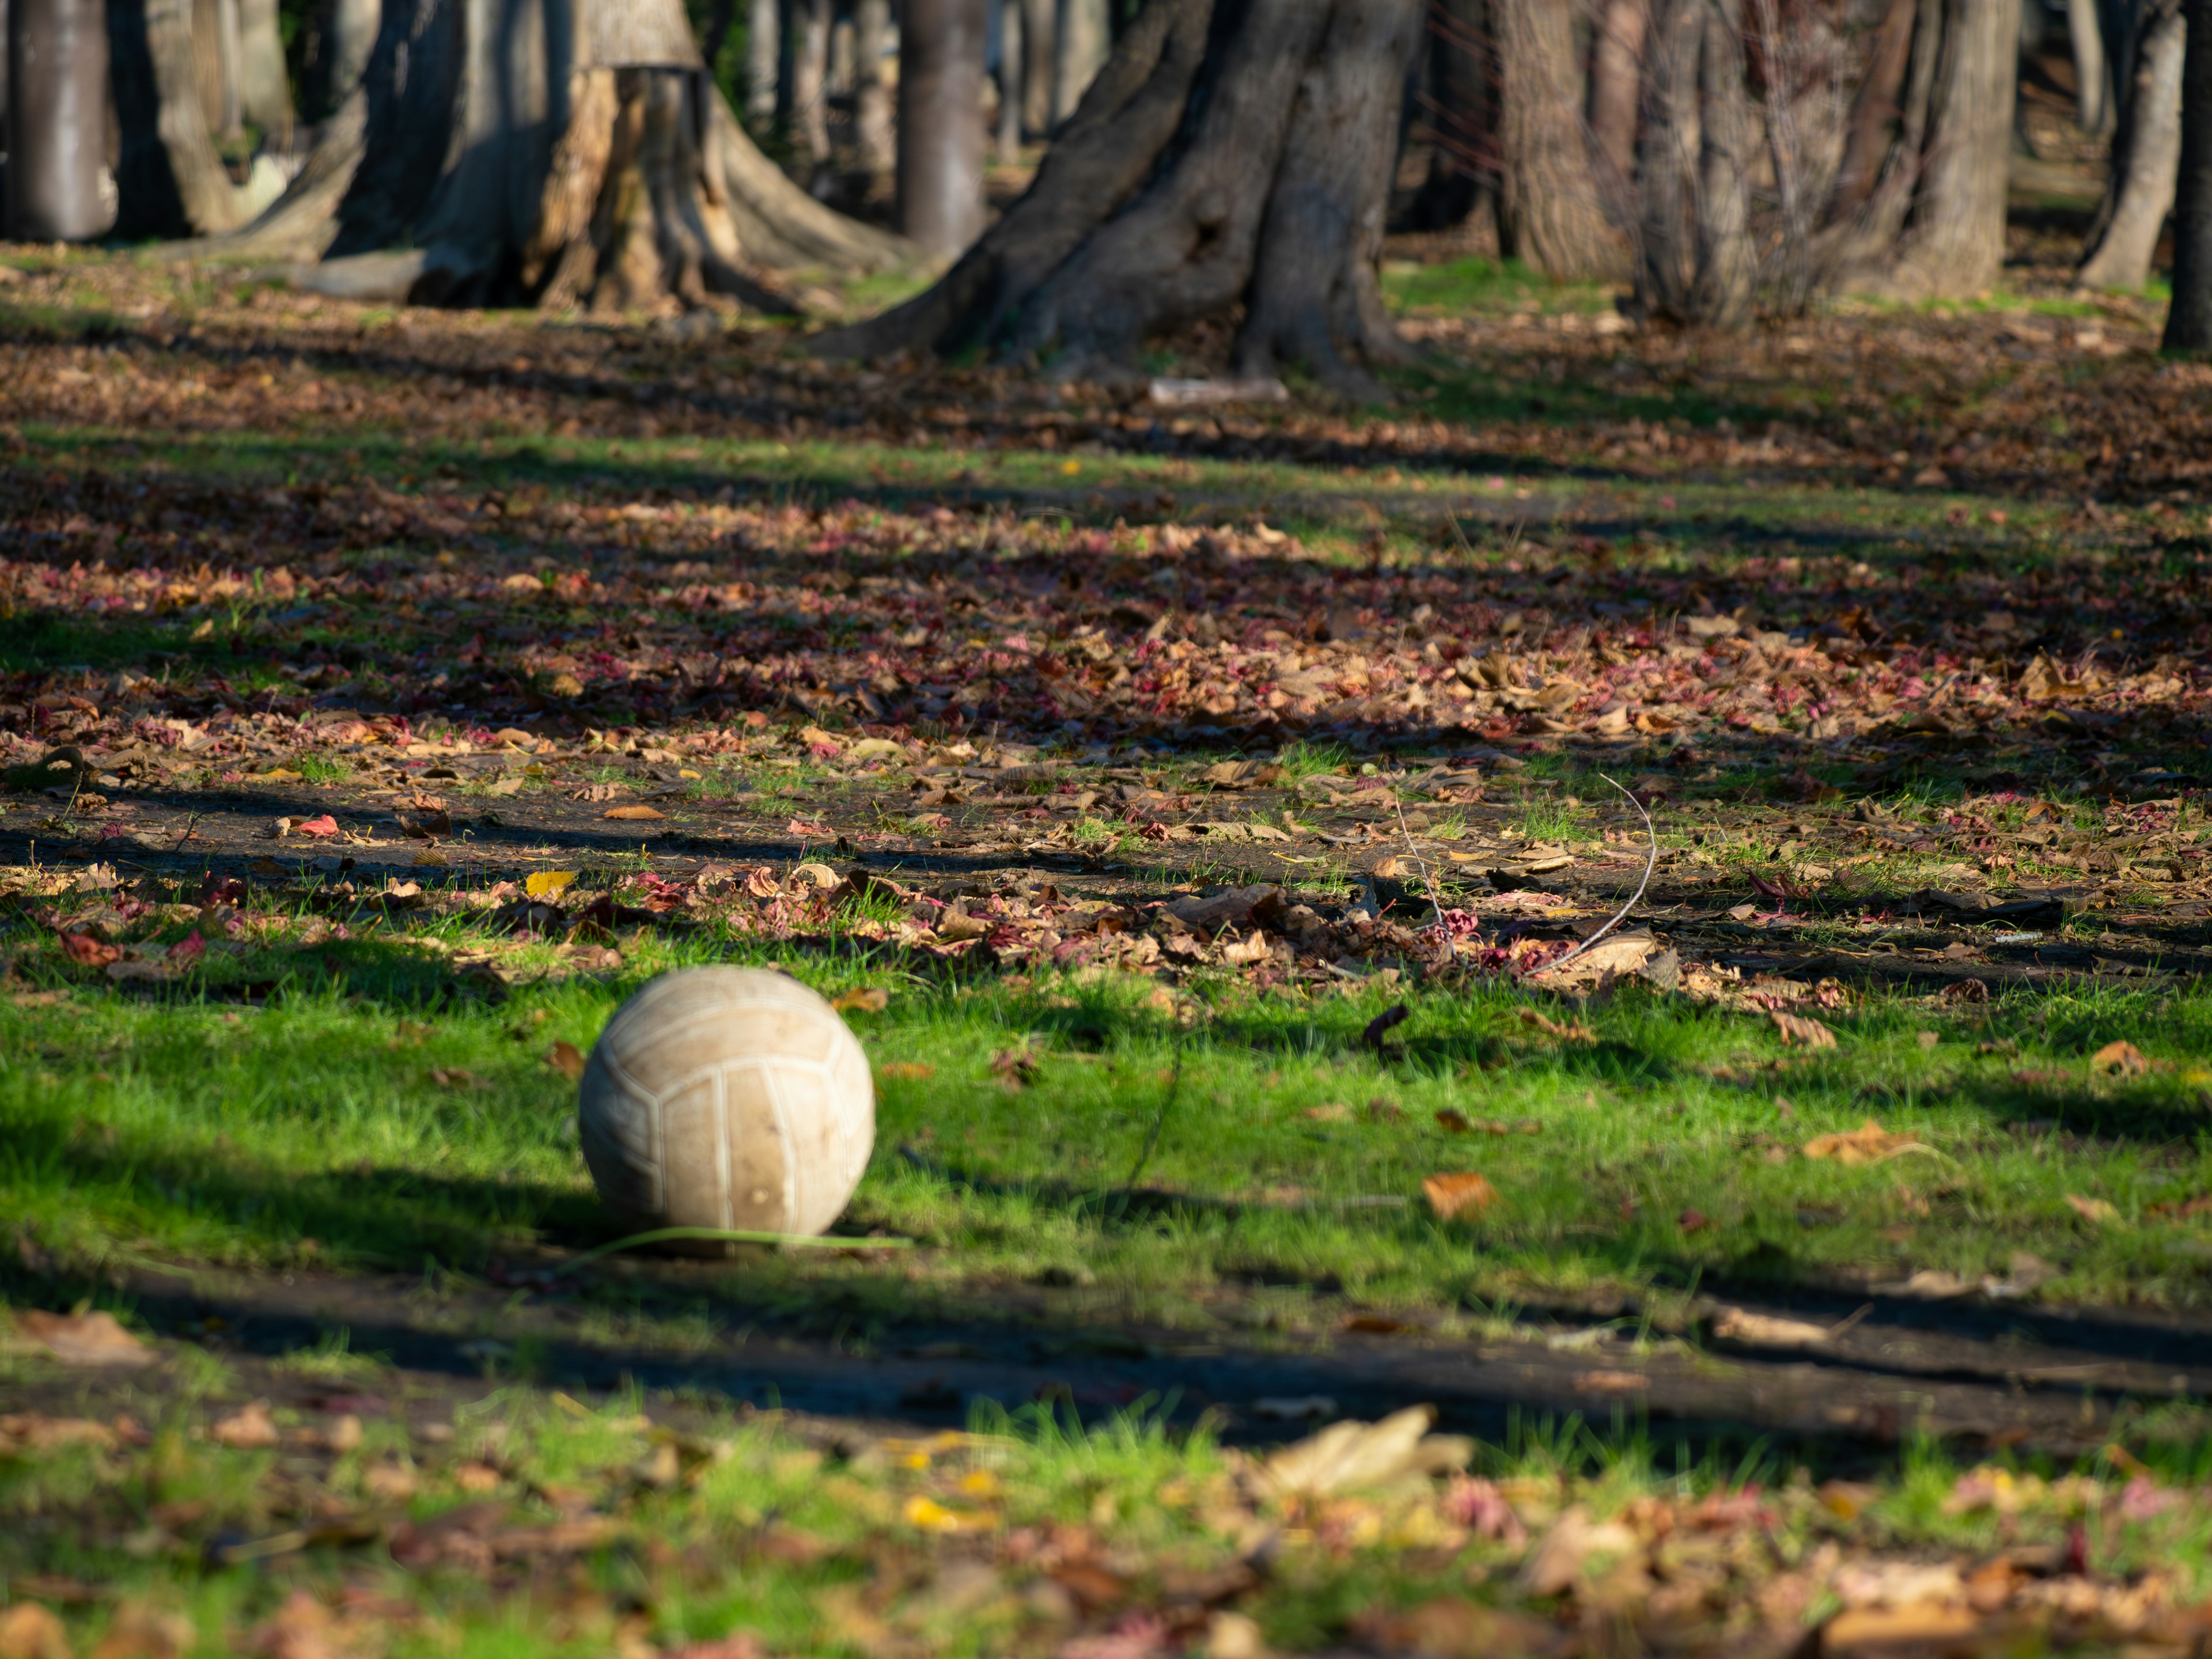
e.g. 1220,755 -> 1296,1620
10,1318 -> 2212,1659
3,245 -> 2212,1655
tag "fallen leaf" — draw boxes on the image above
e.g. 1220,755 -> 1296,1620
1516,1006 -> 1594,1042
1219,929 -> 1271,965
0,1602 -> 70,1659
1363,1002 -> 1410,1050
1802,1120 -> 1936,1165
2090,1040 -> 2154,1076
603,805 -> 663,821
1771,1011 -> 1837,1048
1571,1369 -> 1650,1393
1304,1103 -> 1351,1122
294,814 -> 339,839
1434,1108 -> 1475,1132
547,1041 -> 586,1081
830,987 -> 889,1013
59,933 -> 120,968
16,1309 -> 156,1367
211,1401 -> 279,1448
990,1048 -> 1040,1090
1422,1171 -> 1498,1221
1710,1307 -> 1834,1347
2065,1193 -> 2123,1225
525,870 -> 579,900
878,1062 -> 934,1081
1520,1505 -> 1645,1596
902,1494 -> 998,1533
1260,1405 -> 1469,1497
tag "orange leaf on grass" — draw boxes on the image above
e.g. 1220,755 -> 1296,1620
1802,1119 -> 1936,1165
830,987 -> 889,1013
547,1041 -> 586,1081
59,932 -> 120,968
2091,1040 -> 2158,1077
1422,1171 -> 1498,1221
603,805 -> 663,821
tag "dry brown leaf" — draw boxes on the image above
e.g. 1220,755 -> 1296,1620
211,1401 -> 279,1448
1771,1011 -> 1837,1048
1802,1120 -> 1936,1165
16,1309 -> 155,1367
0,1603 -> 70,1659
877,1062 -> 934,1081
603,805 -> 664,821
1434,1107 -> 1475,1132
2090,1040 -> 2155,1076
1517,1007 -> 1595,1042
1422,1171 -> 1498,1221
1710,1307 -> 1834,1347
546,1040 -> 586,1081
2065,1193 -> 2123,1225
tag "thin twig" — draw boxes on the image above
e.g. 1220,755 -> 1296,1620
1544,774 -> 1658,971
1116,1043 -> 1185,1213
1392,793 -> 1448,930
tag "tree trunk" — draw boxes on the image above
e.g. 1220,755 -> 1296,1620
1019,0 -> 1054,134
1054,0 -> 1108,122
1822,0 -> 1918,230
1494,0 -> 1628,281
899,0 -> 987,258
745,0 -> 778,127
1588,0 -> 1646,193
1881,0 -> 2018,296
2069,0 -> 2112,130
234,0 -> 289,142
1406,0 -> 1488,232
194,0 -> 907,303
856,0 -> 896,176
110,0 -> 251,236
997,0 -> 1023,157
823,0 -> 1423,398
792,0 -> 831,169
2164,0 -> 2212,349
1635,0 -> 1752,327
2078,0 -> 2183,290
8,0 -> 113,238
209,0 -> 241,139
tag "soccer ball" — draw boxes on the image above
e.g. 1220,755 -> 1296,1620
577,967 -> 875,1242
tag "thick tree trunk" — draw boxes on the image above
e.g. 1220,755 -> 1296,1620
198,0 -> 907,303
8,0 -> 112,238
1406,0 -> 1488,232
899,0 -> 987,258
110,0 -> 251,236
1019,0 -> 1054,134
235,0 -> 289,141
2165,0 -> 2212,349
1635,0 -> 1752,327
822,0 -> 1423,397
1823,0 -> 1917,230
1494,0 -> 1628,281
856,0 -> 895,176
2078,1 -> 2183,290
1588,0 -> 1647,193
1055,0 -> 1108,122
2069,0 -> 2112,130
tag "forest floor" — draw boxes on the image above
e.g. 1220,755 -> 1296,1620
3,237 -> 2212,1656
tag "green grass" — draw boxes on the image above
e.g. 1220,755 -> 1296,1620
6,888 -> 2211,1321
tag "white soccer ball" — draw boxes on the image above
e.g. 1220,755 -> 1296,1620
577,967 -> 876,1241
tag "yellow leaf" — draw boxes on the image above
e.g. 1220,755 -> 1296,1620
678,768 -> 701,779
2065,1192 -> 2122,1225
1422,1171 -> 1498,1221
831,987 -> 889,1013
1060,459 -> 1082,475
903,1495 -> 998,1533
526,870 -> 579,900
878,1062 -> 934,1081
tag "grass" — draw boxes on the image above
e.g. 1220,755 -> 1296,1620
5,880 -> 2211,1321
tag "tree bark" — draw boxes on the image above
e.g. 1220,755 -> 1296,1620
2078,0 -> 2183,290
1494,0 -> 1629,281
2069,0 -> 2112,130
823,0 -> 1424,397
791,0 -> 831,169
235,0 -> 290,141
1588,0 -> 1646,193
195,0 -> 907,301
899,0 -> 987,259
1635,0 -> 1752,327
1019,0 -> 1054,134
111,0 -> 252,236
1054,0 -> 1108,122
745,0 -> 778,127
1823,0 -> 1918,229
1880,0 -> 2018,296
997,0 -> 1024,157
8,0 -> 113,239
1406,0 -> 1488,232
857,0 -> 896,176
2164,0 -> 2212,349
